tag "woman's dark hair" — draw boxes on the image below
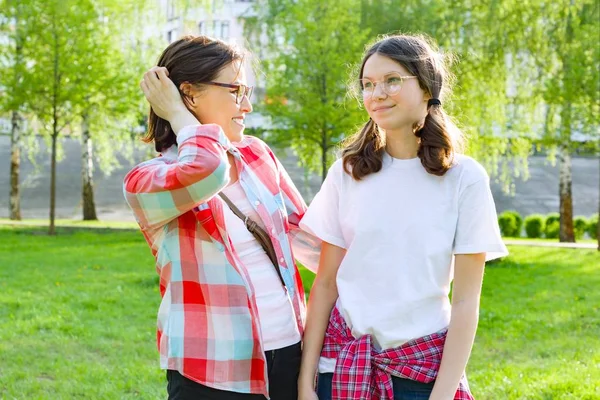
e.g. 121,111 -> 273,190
143,35 -> 244,152
343,34 -> 464,180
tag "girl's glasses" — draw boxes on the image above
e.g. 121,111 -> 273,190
360,72 -> 417,98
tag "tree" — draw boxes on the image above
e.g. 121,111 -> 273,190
0,0 -> 35,220
20,0 -> 111,234
532,0 -> 599,242
249,0 -> 369,181
74,0 -> 159,220
8,0 -> 160,230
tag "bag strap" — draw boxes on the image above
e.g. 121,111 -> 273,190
218,192 -> 286,287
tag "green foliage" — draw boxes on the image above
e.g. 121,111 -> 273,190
503,210 -> 523,236
545,218 -> 561,239
0,0 -> 161,167
248,0 -> 369,181
587,214 -> 598,240
524,214 -> 545,239
573,216 -> 588,239
498,211 -> 519,237
546,212 -> 560,227
544,212 -> 561,239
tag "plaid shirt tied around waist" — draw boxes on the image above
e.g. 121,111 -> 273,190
321,306 -> 474,400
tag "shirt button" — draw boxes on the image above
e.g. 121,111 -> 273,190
271,228 -> 276,235
254,201 -> 260,206
279,257 -> 285,263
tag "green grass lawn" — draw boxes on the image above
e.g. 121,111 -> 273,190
0,226 -> 598,399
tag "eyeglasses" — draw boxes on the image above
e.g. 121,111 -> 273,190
205,82 -> 254,104
360,72 -> 417,98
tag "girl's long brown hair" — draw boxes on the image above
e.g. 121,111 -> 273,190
343,35 -> 463,180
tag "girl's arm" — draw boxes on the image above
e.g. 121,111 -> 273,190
298,242 -> 346,399
429,252 -> 486,400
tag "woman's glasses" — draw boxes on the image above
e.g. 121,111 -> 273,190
205,82 -> 254,104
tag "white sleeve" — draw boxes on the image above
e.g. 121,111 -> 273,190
453,177 -> 508,261
299,162 -> 346,249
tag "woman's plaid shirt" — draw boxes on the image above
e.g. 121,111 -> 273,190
123,124 -> 319,396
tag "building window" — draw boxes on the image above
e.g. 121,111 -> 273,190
221,21 -> 230,39
167,29 -> 176,43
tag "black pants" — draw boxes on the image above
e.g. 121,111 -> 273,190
166,341 -> 302,400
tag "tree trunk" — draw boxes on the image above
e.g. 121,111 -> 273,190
49,19 -> 59,236
557,0 -> 575,243
558,144 -> 574,242
49,132 -> 58,235
9,4 -> 24,221
81,112 -> 98,220
9,111 -> 22,220
597,156 -> 599,251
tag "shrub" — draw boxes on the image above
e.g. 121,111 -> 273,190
502,210 -> 523,237
498,212 -> 519,237
545,221 -> 560,239
544,213 -> 560,239
545,212 -> 560,226
587,214 -> 598,240
524,214 -> 545,238
573,216 -> 588,240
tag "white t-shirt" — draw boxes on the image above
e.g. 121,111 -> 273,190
222,181 -> 301,351
299,153 -> 508,372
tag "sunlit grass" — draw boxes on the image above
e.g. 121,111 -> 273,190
0,226 -> 598,399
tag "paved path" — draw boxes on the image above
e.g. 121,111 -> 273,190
502,239 -> 598,249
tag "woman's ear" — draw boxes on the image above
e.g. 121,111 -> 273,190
179,82 -> 193,97
179,82 -> 196,106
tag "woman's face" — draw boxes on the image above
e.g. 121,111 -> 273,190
186,60 -> 253,143
361,53 -> 428,132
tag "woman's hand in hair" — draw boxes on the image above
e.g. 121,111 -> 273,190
140,67 -> 197,132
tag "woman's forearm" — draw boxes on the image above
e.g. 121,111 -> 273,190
429,300 -> 479,400
169,109 -> 202,135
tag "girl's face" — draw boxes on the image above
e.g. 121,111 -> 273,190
361,53 -> 429,132
186,60 -> 253,143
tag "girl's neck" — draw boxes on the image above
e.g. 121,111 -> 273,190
383,127 -> 419,159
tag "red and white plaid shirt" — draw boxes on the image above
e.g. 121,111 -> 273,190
124,124 -> 319,396
321,306 -> 474,400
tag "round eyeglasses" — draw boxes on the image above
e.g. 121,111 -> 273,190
360,72 -> 417,98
